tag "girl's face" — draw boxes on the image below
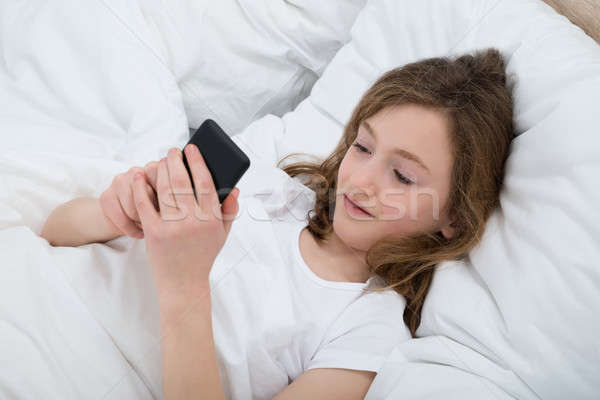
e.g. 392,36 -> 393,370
333,104 -> 455,251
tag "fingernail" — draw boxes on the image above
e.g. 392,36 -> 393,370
134,172 -> 143,179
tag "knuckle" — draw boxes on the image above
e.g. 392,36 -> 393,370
124,203 -> 137,219
144,161 -> 158,171
197,177 -> 212,191
115,173 -> 127,185
144,184 -> 155,196
172,175 -> 189,189
130,166 -> 144,175
123,208 -> 136,222
99,190 -> 109,204
158,187 -> 172,200
116,181 -> 130,198
135,199 -> 145,211
100,192 -> 116,212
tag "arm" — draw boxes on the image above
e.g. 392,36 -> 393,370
161,292 -> 376,400
133,148 -> 374,398
129,146 -> 241,399
273,368 -> 376,399
160,289 -> 226,400
40,197 -> 124,247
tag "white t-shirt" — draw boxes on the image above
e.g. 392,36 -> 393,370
208,160 -> 411,400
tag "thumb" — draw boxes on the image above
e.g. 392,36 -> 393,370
222,188 -> 239,236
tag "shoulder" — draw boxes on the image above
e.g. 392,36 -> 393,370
303,286 -> 411,374
330,286 -> 410,342
351,282 -> 408,325
317,284 -> 411,354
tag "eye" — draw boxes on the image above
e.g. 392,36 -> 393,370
352,142 -> 369,153
353,142 -> 414,185
394,170 -> 414,185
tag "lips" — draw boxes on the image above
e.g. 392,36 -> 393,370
344,194 -> 374,217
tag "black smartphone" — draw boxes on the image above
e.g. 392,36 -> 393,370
182,119 -> 250,204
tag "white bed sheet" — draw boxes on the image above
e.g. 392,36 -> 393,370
0,0 -> 184,396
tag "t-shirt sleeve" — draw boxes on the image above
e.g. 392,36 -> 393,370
305,289 -> 411,373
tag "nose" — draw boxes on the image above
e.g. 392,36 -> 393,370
348,162 -> 378,203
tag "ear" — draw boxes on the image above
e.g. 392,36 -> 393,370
439,217 -> 456,240
440,224 -> 455,240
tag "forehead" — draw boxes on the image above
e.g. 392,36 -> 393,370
361,104 -> 454,175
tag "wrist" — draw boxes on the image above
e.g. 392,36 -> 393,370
158,286 -> 212,329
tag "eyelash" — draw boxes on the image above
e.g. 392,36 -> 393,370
351,143 -> 414,185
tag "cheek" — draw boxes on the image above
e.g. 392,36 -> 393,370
379,190 -> 411,220
337,155 -> 352,187
377,189 -> 439,227
379,199 -> 406,219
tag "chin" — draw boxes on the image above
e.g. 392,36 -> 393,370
332,212 -> 373,252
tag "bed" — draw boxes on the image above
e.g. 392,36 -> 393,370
1,0 -> 599,399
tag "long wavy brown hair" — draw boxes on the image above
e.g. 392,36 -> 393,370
277,48 -> 515,337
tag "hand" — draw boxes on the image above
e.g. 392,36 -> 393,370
132,145 -> 240,311
99,161 -> 161,238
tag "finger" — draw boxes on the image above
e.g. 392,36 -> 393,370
101,190 -> 144,238
144,183 -> 159,212
121,168 -> 144,223
132,172 -> 161,228
156,157 -> 181,221
144,161 -> 159,190
221,187 -> 240,237
184,144 -> 219,217
167,147 -> 197,218
132,186 -> 155,229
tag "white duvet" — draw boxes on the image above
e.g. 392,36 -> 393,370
1,0 -> 189,396
0,0 -> 364,398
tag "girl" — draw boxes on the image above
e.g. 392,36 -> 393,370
41,48 -> 514,399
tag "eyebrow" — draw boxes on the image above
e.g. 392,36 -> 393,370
361,121 -> 431,173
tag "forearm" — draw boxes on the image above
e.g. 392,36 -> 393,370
160,290 -> 226,400
40,197 -> 123,247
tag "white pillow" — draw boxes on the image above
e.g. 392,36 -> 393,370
119,0 -> 368,135
234,0 -> 600,398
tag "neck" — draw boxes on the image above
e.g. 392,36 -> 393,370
316,230 -> 373,283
